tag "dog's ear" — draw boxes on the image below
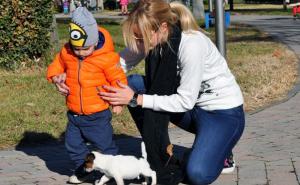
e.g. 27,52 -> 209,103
85,153 -> 95,162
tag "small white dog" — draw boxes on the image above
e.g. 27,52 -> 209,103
84,142 -> 156,185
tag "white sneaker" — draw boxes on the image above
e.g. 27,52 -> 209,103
68,167 -> 94,184
68,174 -> 83,184
221,155 -> 236,174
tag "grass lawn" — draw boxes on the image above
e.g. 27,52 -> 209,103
0,22 -> 297,149
229,4 -> 292,16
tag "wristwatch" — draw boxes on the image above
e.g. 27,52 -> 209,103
128,93 -> 138,107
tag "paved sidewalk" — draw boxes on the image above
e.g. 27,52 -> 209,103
54,12 -> 125,23
1,15 -> 300,185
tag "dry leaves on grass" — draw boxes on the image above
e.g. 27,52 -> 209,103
231,46 -> 298,112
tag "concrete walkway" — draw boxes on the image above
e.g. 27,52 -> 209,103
1,15 -> 300,185
54,12 -> 125,23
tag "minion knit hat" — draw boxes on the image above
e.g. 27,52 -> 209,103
69,7 -> 98,47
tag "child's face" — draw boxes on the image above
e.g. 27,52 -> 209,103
72,45 -> 95,59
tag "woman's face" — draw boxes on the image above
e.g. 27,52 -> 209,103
133,23 -> 168,50
149,30 -> 160,49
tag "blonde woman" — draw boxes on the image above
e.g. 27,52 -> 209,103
99,0 -> 245,184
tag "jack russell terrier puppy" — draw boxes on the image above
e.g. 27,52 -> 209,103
84,142 -> 156,185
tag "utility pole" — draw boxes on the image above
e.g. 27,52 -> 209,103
215,0 -> 226,58
208,0 -> 213,13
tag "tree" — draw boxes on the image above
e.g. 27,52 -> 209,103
229,0 -> 234,11
193,0 -> 205,19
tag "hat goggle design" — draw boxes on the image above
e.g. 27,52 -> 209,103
70,29 -> 87,40
69,22 -> 88,47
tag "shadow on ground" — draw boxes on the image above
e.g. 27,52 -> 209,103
15,131 -> 73,176
15,131 -> 189,183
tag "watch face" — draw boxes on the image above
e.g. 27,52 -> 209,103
129,99 -> 137,107
129,93 -> 138,107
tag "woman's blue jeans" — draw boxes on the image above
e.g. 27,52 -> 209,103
128,74 -> 245,185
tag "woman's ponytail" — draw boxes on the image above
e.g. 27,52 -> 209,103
170,1 -> 199,32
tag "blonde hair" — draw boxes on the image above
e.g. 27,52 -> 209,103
122,0 -> 199,54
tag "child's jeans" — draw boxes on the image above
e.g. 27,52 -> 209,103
127,74 -> 245,185
65,109 -> 118,168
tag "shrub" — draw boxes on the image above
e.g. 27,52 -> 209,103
0,0 -> 54,69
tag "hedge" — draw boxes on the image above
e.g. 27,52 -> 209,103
0,0 -> 53,69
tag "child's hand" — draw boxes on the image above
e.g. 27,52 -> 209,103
112,105 -> 123,115
52,73 -> 66,84
54,83 -> 70,96
52,74 -> 69,96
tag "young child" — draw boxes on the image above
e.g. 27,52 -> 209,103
120,0 -> 129,15
47,7 -> 127,184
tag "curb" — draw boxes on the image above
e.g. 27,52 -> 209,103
54,13 -> 125,24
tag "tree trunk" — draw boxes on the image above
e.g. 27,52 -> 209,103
229,0 -> 234,11
192,0 -> 205,20
51,16 -> 59,52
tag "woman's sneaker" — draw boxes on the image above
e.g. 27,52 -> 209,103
221,154 -> 235,174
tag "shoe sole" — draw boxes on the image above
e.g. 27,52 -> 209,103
221,163 -> 236,174
68,175 -> 83,184
68,173 -> 94,184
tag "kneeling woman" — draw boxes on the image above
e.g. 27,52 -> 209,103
100,0 -> 245,184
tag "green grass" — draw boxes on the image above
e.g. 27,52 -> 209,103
0,69 -> 67,148
225,25 -> 298,110
0,22 -> 298,149
229,4 -> 292,15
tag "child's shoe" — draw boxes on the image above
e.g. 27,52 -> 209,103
68,165 -> 94,184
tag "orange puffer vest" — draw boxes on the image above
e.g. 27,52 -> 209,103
47,27 -> 127,115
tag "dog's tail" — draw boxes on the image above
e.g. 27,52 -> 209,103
141,141 -> 147,160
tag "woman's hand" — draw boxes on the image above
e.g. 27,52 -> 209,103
99,81 -> 134,106
52,73 -> 69,96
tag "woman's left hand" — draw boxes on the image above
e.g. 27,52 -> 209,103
99,81 -> 134,106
